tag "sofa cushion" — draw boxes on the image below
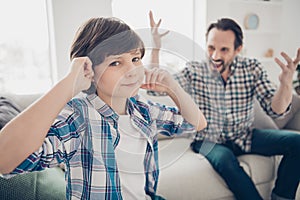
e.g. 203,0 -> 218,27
238,154 -> 275,184
157,138 -> 275,200
157,138 -> 233,199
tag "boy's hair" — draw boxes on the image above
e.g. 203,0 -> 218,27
70,17 -> 145,67
206,18 -> 243,50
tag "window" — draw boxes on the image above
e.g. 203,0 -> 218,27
0,0 -> 52,94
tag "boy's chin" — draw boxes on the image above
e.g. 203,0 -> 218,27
129,88 -> 139,97
116,88 -> 139,99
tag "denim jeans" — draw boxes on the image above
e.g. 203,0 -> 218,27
191,129 -> 300,200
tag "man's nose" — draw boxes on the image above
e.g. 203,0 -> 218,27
211,51 -> 221,60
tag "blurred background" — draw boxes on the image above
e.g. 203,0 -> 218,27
0,0 -> 299,94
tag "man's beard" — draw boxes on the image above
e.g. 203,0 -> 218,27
209,58 -> 232,75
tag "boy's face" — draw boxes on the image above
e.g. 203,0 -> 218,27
93,49 -> 144,104
206,28 -> 242,74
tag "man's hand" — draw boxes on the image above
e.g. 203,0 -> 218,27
272,48 -> 300,114
149,10 -> 169,50
275,48 -> 300,86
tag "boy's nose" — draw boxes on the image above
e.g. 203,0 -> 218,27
125,64 -> 138,77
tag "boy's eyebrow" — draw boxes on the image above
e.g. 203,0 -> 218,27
130,49 -> 142,54
108,55 -> 121,59
108,50 -> 142,59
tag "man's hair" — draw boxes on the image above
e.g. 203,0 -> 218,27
70,17 -> 145,68
206,18 -> 243,50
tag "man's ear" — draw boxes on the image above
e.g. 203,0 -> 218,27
235,45 -> 243,55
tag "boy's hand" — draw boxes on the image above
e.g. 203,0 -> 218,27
69,57 -> 94,95
140,68 -> 177,94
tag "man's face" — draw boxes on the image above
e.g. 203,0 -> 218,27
206,28 -> 242,74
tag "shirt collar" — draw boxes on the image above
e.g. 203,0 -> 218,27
85,93 -> 155,152
86,93 -> 118,120
230,56 -> 239,72
85,93 -> 148,124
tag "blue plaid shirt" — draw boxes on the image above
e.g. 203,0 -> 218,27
11,93 -> 195,199
174,56 -> 289,152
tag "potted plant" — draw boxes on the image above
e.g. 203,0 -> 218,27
293,64 -> 300,95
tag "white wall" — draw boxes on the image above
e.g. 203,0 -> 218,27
48,0 -> 299,81
48,0 -> 112,80
280,0 -> 300,56
204,0 -> 300,56
202,0 -> 300,85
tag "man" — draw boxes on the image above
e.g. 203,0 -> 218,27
149,11 -> 300,200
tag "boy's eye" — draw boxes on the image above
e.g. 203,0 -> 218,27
132,57 -> 140,62
109,61 -> 120,67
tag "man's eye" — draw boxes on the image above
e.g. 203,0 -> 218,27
109,61 -> 120,66
132,57 -> 140,62
208,46 -> 215,51
221,48 -> 229,52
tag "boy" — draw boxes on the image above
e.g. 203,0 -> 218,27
0,17 -> 206,199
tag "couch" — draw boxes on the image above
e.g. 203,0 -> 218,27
1,92 -> 300,200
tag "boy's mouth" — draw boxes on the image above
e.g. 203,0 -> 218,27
122,81 -> 139,87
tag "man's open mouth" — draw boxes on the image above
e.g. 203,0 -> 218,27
210,59 -> 224,69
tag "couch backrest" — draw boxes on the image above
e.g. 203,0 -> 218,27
3,91 -> 300,131
238,94 -> 300,130
274,94 -> 300,129
2,93 -> 42,111
252,98 -> 279,130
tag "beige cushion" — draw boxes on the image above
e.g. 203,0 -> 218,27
253,99 -> 279,129
157,138 -> 275,200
